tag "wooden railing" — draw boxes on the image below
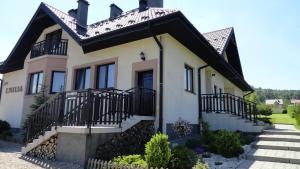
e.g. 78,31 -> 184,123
31,39 -> 68,58
200,93 -> 258,123
25,88 -> 156,144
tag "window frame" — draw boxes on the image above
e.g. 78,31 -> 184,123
50,71 -> 66,94
28,71 -> 44,95
96,63 -> 116,90
74,67 -> 91,90
184,64 -> 194,93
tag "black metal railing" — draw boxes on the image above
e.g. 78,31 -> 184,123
25,88 -> 156,144
200,93 -> 258,122
31,39 -> 68,58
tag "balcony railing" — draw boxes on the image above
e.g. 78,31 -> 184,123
30,39 -> 68,58
200,93 -> 258,122
24,88 -> 156,144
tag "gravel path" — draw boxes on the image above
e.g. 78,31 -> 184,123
0,140 -> 83,169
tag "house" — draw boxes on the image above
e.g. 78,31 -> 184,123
265,99 -> 283,108
0,0 -> 262,165
291,99 -> 300,105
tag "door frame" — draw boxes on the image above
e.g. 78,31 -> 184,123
132,59 -> 158,90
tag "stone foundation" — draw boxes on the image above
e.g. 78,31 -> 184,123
95,121 -> 155,160
27,135 -> 58,161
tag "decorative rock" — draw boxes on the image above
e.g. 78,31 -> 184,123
95,121 -> 155,160
27,135 -> 58,161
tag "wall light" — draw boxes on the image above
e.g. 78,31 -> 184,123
140,52 -> 146,61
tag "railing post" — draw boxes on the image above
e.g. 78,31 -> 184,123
87,89 -> 93,134
58,92 -> 66,126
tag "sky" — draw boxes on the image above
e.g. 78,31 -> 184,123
0,0 -> 299,90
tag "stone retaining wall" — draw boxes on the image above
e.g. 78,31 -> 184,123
95,121 -> 155,160
27,135 -> 57,161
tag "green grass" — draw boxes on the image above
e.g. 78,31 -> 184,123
258,114 -> 300,130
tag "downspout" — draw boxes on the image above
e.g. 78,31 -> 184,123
148,23 -> 164,133
198,65 -> 209,121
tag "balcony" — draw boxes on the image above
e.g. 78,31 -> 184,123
30,39 -> 68,59
200,93 -> 258,122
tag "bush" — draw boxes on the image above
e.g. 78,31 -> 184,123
112,155 -> 147,167
168,145 -> 198,169
192,162 -> 209,169
209,130 -> 244,158
257,104 -> 272,116
288,105 -> 296,118
185,138 -> 202,149
282,109 -> 287,114
145,133 -> 171,168
0,120 -> 12,139
295,105 -> 300,126
172,118 -> 192,138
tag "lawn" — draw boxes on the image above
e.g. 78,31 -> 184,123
258,114 -> 300,130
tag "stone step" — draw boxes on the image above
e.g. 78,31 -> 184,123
264,129 -> 300,136
255,141 -> 300,151
258,134 -> 300,142
237,160 -> 300,169
247,149 -> 300,164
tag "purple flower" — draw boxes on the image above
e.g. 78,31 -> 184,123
194,147 -> 205,154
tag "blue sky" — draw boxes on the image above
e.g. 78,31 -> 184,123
0,0 -> 299,89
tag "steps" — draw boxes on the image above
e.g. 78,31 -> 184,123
21,126 -> 57,155
202,113 -> 268,132
22,115 -> 155,155
247,125 -> 300,166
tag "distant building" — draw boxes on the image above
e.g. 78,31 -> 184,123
291,99 -> 300,105
265,99 -> 283,108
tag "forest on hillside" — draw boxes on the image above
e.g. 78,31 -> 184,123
255,88 -> 300,103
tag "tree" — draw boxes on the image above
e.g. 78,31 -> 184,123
245,92 -> 260,104
30,85 -> 49,112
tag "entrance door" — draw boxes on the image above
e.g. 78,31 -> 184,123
137,70 -> 153,89
135,70 -> 154,116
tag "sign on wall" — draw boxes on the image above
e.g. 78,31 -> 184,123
5,86 -> 23,94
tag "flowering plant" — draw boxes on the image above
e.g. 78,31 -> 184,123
172,117 -> 192,138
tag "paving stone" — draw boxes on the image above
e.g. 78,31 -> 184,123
237,160 -> 300,169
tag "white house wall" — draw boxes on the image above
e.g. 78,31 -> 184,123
163,34 -> 207,132
0,70 -> 26,128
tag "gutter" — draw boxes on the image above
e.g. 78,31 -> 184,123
148,22 -> 164,133
243,90 -> 254,100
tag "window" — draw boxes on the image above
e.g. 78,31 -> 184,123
51,71 -> 65,93
75,67 -> 91,90
46,29 -> 62,53
28,72 -> 44,94
184,65 -> 193,92
96,63 -> 115,89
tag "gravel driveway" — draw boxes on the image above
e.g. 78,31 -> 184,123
0,140 -> 83,169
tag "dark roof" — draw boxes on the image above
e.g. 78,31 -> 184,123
0,2 -> 252,91
203,27 -> 233,55
46,3 -> 178,40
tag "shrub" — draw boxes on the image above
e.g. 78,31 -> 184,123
145,133 -> 171,168
112,155 -> 147,167
257,104 -> 272,116
168,145 -> 198,169
282,109 -> 287,114
295,105 -> 300,126
192,162 -> 209,169
185,138 -> 202,149
0,120 -> 12,139
288,105 -> 296,118
209,130 -> 244,158
172,118 -> 192,138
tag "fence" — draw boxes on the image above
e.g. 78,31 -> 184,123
87,159 -> 167,169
